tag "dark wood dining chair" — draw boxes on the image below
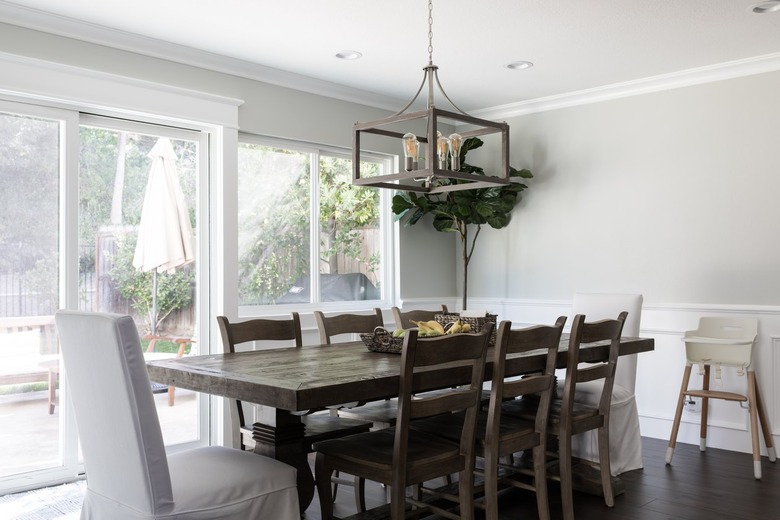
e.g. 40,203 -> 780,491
313,308 -> 398,429
312,325 -> 492,520
411,317 -> 566,520
503,312 -> 627,520
391,304 -> 449,329
217,314 -> 373,511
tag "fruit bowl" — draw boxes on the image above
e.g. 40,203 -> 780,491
360,327 -> 404,354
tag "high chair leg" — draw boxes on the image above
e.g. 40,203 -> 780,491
699,364 -> 710,452
753,373 -> 777,463
748,371 -> 762,479
667,364 -> 693,465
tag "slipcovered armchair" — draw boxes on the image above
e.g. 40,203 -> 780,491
55,310 -> 299,520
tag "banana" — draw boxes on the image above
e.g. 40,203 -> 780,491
461,323 -> 471,333
425,320 -> 445,335
411,320 -> 444,337
411,320 -> 433,334
446,319 -> 462,334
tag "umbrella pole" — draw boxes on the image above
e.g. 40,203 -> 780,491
152,270 -> 158,336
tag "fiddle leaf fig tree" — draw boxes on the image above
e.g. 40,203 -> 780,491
392,137 -> 532,309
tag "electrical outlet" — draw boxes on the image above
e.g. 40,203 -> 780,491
684,397 -> 700,413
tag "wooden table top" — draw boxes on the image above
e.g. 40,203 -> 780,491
146,335 -> 654,413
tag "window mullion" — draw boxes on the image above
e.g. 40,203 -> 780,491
310,151 -> 320,304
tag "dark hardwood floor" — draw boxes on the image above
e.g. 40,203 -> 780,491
305,437 -> 780,520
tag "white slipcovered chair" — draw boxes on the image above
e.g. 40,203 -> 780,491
55,310 -> 300,520
565,293 -> 644,476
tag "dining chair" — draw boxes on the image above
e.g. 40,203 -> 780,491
567,293 -> 644,475
55,310 -> 299,520
391,304 -> 449,329
666,317 -> 776,479
314,308 -> 398,427
411,317 -> 566,520
217,314 -> 373,511
504,312 -> 626,520
312,325 -> 492,520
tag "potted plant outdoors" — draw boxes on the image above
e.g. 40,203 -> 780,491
391,137 -> 532,310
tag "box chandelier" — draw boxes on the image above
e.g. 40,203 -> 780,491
352,0 -> 510,194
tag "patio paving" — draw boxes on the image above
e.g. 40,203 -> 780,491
0,387 -> 198,479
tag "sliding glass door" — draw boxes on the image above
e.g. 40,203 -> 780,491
0,103 -> 208,494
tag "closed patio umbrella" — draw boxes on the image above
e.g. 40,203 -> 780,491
132,137 -> 194,335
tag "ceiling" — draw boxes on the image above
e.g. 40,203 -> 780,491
2,0 -> 780,115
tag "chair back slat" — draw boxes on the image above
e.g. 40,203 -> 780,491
314,309 -> 383,344
391,305 -> 449,329
218,314 -> 302,351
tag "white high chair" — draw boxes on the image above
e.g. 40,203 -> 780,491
665,317 -> 776,479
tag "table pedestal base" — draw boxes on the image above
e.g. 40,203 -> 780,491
251,413 -> 313,512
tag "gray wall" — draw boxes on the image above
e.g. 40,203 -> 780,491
469,70 -> 780,305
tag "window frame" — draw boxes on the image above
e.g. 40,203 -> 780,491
237,133 -> 396,316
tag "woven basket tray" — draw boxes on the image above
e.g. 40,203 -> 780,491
435,312 -> 498,346
360,327 -> 404,354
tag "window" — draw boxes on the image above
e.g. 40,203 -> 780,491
237,136 -> 393,311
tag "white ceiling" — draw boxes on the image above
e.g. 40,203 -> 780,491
2,0 -> 780,115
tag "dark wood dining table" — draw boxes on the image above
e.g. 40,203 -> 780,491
146,334 -> 654,512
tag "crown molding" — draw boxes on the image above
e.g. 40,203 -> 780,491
473,52 -> 780,120
2,0 -> 780,120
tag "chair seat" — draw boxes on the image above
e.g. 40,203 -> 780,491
313,427 -> 465,485
302,414 -> 373,444
412,410 -> 538,451
165,446 -> 299,518
337,399 -> 398,427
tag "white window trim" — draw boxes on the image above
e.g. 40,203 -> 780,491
237,133 -> 396,317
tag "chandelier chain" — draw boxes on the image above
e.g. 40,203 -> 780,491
428,0 -> 434,63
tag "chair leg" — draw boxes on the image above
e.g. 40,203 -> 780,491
458,468 -> 474,520
748,371 -> 762,479
753,374 -> 777,463
167,385 -> 175,407
315,453 -> 335,520
391,480 -> 406,520
355,476 -> 366,512
533,443 -> 550,520
559,432 -> 575,520
597,424 -> 614,507
666,364 -> 692,464
484,448 -> 499,520
332,470 -> 340,501
699,364 -> 710,452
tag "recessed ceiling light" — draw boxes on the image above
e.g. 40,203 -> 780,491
752,1 -> 780,13
506,61 -> 534,70
335,50 -> 363,60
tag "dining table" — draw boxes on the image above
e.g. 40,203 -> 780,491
146,333 -> 654,512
